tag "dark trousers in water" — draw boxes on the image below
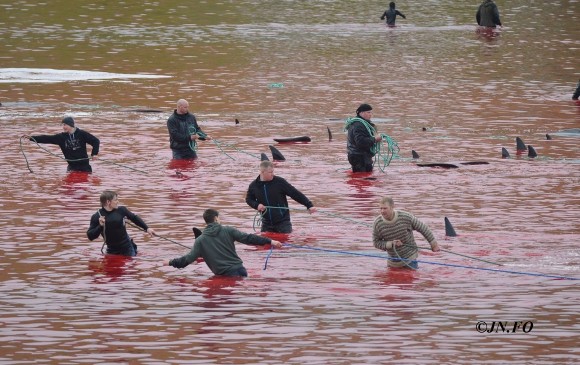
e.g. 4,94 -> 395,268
348,154 -> 373,172
107,240 -> 138,257
222,266 -> 248,277
67,163 -> 92,173
171,148 -> 197,160
261,220 -> 292,234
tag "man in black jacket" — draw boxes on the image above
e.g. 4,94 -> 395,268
168,209 -> 282,277
344,104 -> 383,173
29,116 -> 100,172
166,99 -> 212,159
246,161 -> 316,233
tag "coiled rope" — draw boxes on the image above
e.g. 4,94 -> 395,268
263,243 -> 578,281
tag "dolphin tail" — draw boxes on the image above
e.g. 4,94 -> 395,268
269,145 -> 286,161
444,217 -> 458,237
501,147 -> 510,158
516,137 -> 527,151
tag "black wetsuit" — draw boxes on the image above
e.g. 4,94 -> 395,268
476,0 -> 502,28
346,117 -> 377,172
87,206 -> 149,256
381,8 -> 406,26
166,110 -> 206,159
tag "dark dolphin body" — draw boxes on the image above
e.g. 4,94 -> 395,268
444,217 -> 458,237
269,145 -> 286,161
527,145 -> 538,158
516,137 -> 527,151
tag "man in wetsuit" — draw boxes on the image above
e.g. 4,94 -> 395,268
380,2 -> 406,27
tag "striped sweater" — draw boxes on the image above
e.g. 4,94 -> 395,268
372,210 -> 436,267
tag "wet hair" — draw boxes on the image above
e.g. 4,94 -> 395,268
389,2 -> 395,9
203,209 -> 219,224
100,190 -> 117,207
380,197 -> 394,206
260,160 -> 274,171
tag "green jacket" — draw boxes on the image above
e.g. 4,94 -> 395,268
169,222 -> 271,275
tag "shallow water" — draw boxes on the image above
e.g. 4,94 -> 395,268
1,1 -> 579,364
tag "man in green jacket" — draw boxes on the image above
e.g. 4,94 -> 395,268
168,209 -> 282,277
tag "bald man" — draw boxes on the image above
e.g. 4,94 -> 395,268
166,99 -> 212,160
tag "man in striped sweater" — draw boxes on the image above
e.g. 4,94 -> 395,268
372,197 -> 440,269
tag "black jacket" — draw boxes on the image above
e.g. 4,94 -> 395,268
476,0 -> 502,28
30,128 -> 99,170
346,117 -> 377,158
166,110 -> 205,151
246,175 -> 313,226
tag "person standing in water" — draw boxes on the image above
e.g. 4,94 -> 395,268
87,190 -> 157,256
380,2 -> 406,27
166,99 -> 212,160
572,79 -> 580,100
344,104 -> 383,173
28,116 -> 100,172
476,0 -> 502,28
373,197 -> 440,269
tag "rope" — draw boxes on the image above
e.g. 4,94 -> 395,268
252,206 -> 502,266
22,136 -> 148,174
126,221 -> 191,249
373,133 -> 400,173
263,243 -> 578,281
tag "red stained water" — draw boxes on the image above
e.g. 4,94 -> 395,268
1,1 -> 579,364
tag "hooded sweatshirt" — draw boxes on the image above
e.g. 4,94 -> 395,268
168,222 -> 271,275
476,0 -> 502,28
30,128 -> 99,170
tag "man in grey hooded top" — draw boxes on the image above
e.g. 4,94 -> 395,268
476,0 -> 502,28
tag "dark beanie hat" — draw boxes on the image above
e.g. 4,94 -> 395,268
62,116 -> 75,127
356,103 -> 373,114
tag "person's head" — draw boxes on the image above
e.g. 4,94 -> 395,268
379,196 -> 395,220
176,99 -> 189,115
62,116 -> 75,133
259,160 -> 275,182
203,209 -> 220,224
389,2 -> 396,9
100,190 -> 119,210
356,103 -> 373,121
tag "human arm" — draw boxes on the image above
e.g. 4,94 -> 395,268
397,10 -> 406,19
29,133 -> 62,145
166,116 -> 192,144
280,178 -> 314,210
86,212 -> 103,241
493,5 -> 502,26
352,122 -> 378,152
245,181 -> 264,211
476,7 -> 481,25
380,11 -> 386,20
229,226 -> 274,247
81,130 -> 100,156
168,241 -> 201,269
409,214 -> 437,249
122,207 -> 155,236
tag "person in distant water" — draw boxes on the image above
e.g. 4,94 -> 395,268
373,197 -> 440,269
246,161 -> 317,233
28,116 -> 99,172
87,190 -> 157,256
344,103 -> 383,173
380,2 -> 406,27
168,209 -> 282,277
476,0 -> 502,28
573,79 -> 580,100
166,99 -> 212,160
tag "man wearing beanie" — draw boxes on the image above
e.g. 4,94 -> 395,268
344,104 -> 383,172
28,116 -> 100,172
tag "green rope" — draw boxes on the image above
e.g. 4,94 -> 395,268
344,118 -> 400,173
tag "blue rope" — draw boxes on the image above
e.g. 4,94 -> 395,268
262,243 -> 578,281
